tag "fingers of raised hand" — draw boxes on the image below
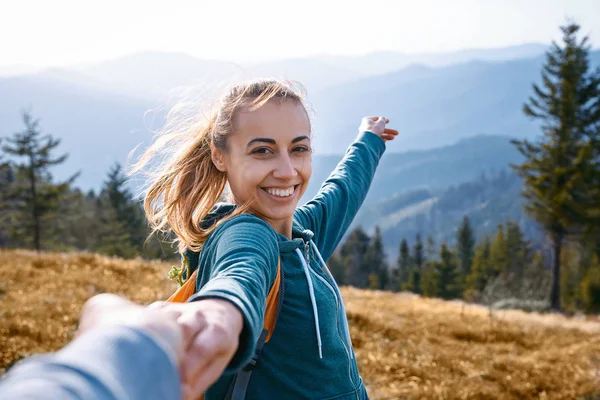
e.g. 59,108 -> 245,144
381,128 -> 399,142
362,116 -> 389,124
360,116 -> 387,136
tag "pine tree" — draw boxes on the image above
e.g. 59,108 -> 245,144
341,227 -> 371,288
0,142 -> 14,247
420,235 -> 439,297
581,255 -> 600,313
364,227 -> 388,290
420,265 -> 439,298
436,243 -> 462,299
510,22 -> 600,310
2,112 -> 79,251
0,139 -> 11,199
96,163 -> 146,258
523,251 -> 552,303
466,235 -> 493,294
456,216 -> 475,276
403,234 -> 424,294
426,235 -> 436,262
95,204 -> 137,258
489,223 -> 508,276
327,252 -> 346,286
504,221 -> 531,278
560,245 -> 585,311
101,162 -> 146,247
405,268 -> 422,294
413,233 -> 424,269
396,238 -> 411,290
59,189 -> 103,251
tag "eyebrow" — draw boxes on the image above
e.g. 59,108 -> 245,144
247,135 -> 310,147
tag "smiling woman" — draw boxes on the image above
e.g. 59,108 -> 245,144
211,100 -> 313,235
129,78 -> 398,400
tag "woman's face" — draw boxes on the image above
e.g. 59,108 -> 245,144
212,100 -> 312,232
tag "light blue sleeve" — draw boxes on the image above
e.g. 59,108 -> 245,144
294,131 -> 386,261
0,326 -> 181,400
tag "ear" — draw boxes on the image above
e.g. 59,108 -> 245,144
210,145 -> 227,172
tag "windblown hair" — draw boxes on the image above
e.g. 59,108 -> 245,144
130,79 -> 310,253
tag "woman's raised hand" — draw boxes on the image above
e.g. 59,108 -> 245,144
358,116 -> 399,142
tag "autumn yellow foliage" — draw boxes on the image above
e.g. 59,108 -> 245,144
1,249 -> 599,399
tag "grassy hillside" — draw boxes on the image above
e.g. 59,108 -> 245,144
345,289 -> 600,399
1,250 -> 599,399
0,250 -> 177,373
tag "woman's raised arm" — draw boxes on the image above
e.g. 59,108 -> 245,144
294,117 -> 398,261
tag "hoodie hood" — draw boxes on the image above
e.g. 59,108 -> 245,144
196,202 -> 313,253
182,203 -> 236,279
184,203 -> 309,276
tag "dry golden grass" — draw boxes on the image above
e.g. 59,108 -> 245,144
1,249 -> 599,399
344,288 -> 600,400
0,249 -> 177,373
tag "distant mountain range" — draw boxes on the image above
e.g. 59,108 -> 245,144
303,134 -> 534,257
313,43 -> 549,75
1,44 -> 597,192
352,169 -> 541,259
310,51 -> 600,153
303,134 -> 524,203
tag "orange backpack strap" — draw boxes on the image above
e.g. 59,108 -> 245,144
263,259 -> 282,342
225,259 -> 285,400
166,258 -> 284,341
166,268 -> 198,303
166,256 -> 285,400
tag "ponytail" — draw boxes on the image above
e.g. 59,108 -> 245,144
130,79 -> 309,253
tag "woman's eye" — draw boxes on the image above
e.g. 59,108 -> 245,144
252,147 -> 273,155
293,146 -> 310,153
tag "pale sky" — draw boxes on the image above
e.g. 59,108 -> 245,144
1,0 -> 599,68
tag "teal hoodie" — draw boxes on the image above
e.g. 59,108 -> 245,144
188,131 -> 386,400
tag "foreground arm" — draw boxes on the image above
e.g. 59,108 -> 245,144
0,325 -> 181,400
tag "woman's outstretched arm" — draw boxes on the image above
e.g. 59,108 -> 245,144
294,117 -> 398,261
181,214 -> 279,396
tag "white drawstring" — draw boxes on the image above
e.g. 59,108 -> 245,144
295,248 -> 323,359
310,241 -> 354,359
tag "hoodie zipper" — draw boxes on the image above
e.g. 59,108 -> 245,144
302,240 -> 357,389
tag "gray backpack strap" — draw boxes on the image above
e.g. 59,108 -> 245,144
225,329 -> 269,400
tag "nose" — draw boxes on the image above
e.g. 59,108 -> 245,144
273,152 -> 298,180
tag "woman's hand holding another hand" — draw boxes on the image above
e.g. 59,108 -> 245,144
173,298 -> 243,400
79,295 -> 244,400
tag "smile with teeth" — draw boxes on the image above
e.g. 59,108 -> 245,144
262,185 -> 298,197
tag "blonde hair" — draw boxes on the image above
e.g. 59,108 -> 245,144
130,79 -> 310,253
